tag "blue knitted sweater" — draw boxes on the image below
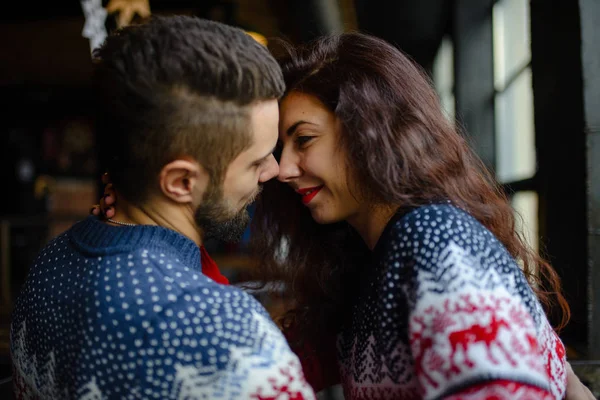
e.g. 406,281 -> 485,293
336,204 -> 566,399
10,217 -> 315,399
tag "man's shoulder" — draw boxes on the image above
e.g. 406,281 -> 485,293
96,261 -> 282,356
97,250 -> 272,325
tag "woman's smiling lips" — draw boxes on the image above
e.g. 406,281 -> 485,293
296,185 -> 324,205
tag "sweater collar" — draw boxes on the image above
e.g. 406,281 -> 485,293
68,216 -> 201,268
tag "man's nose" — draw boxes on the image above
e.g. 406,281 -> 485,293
259,154 -> 280,183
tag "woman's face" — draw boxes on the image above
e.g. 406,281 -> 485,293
277,91 -> 361,224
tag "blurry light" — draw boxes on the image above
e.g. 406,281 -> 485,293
246,31 -> 268,46
17,159 -> 34,183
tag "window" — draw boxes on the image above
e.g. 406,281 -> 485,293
433,36 -> 455,121
493,0 -> 537,251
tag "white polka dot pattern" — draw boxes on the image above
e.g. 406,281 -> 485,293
10,217 -> 315,399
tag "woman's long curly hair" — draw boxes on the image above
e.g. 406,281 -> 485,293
250,32 -> 569,344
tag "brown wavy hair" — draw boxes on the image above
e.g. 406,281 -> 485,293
251,32 -> 569,343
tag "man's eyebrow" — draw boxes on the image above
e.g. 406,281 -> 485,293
286,120 -> 316,136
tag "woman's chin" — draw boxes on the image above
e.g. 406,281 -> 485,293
309,209 -> 342,225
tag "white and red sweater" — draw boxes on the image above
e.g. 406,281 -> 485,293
334,204 -> 566,399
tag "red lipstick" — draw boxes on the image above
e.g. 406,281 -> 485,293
296,185 -> 324,205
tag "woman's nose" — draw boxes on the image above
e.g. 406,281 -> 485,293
277,147 -> 302,182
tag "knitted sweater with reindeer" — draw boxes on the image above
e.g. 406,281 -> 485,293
336,204 -> 567,399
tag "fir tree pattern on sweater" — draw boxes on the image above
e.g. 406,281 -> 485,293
337,204 -> 566,400
10,217 -> 315,400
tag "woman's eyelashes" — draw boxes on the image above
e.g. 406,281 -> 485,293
274,134 -> 315,163
295,135 -> 314,148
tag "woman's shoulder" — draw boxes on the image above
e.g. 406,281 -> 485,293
390,202 -> 488,236
379,202 -> 499,257
399,202 -> 474,224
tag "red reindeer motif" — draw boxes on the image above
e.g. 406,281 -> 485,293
411,316 -> 444,389
448,314 -> 517,376
545,332 -> 566,384
412,331 -> 438,389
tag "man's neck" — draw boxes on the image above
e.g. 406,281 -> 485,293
109,194 -> 203,247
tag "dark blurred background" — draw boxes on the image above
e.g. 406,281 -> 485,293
1,1 -> 599,398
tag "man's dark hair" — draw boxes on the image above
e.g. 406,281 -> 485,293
93,16 -> 284,203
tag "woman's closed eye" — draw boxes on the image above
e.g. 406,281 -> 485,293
295,135 -> 315,148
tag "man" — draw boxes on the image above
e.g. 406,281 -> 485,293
10,16 -> 315,399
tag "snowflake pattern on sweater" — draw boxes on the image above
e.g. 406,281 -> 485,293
10,217 -> 315,399
337,204 -> 566,399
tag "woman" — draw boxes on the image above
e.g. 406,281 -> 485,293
94,32 -> 593,399
251,32 -> 571,399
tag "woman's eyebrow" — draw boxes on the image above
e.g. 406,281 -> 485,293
286,120 -> 317,136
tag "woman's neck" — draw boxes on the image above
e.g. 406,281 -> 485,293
346,204 -> 399,250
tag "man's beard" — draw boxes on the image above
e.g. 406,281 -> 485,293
195,184 -> 261,243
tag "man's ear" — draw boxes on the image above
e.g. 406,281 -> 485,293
158,159 -> 208,204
